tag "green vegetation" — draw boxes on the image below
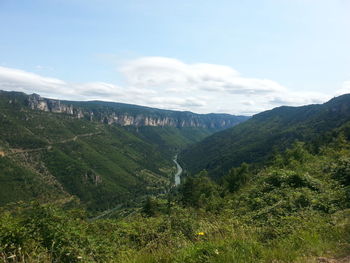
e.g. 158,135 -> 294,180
125,126 -> 214,159
1,91 -> 350,262
0,91 -> 221,211
0,157 -> 68,206
1,130 -> 350,262
180,94 -> 350,177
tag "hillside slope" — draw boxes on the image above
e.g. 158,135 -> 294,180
180,94 -> 350,177
0,91 -> 246,210
0,102 -> 168,210
1,119 -> 349,263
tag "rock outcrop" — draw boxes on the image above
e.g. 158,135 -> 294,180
27,93 -> 248,129
28,94 -> 86,119
28,94 -> 73,114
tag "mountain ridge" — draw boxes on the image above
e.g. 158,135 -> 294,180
10,90 -> 249,129
179,93 -> 350,177
0,89 -> 248,210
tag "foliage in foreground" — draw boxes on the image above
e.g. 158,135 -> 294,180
1,133 -> 350,262
1,203 -> 349,263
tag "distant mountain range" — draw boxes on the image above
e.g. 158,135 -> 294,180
179,94 -> 350,177
24,91 -> 248,129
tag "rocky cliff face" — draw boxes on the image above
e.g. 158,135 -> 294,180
28,94 -> 76,115
100,114 -> 239,129
26,93 -> 248,129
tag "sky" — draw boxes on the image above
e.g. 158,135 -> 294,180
0,0 -> 349,115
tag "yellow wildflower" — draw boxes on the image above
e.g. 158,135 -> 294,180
197,232 -> 205,236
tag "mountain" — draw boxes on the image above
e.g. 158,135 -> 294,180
1,91 -> 350,262
0,90 -> 247,210
2,112 -> 350,263
26,92 -> 248,129
179,94 -> 350,177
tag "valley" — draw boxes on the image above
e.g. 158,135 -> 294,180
1,1 -> 349,262
0,90 -> 350,263
0,90 -> 246,211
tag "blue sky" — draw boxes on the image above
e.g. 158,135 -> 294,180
0,0 -> 349,114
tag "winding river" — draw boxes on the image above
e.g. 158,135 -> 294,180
90,155 -> 183,220
173,154 -> 183,186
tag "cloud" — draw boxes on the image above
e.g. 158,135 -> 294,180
0,58 -> 342,115
145,96 -> 207,109
118,56 -> 334,113
73,82 -> 123,97
335,81 -> 350,96
0,66 -> 123,101
268,91 -> 329,106
0,66 -> 66,92
120,57 -> 286,95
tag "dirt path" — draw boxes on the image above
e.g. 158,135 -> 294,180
57,132 -> 100,144
317,256 -> 350,263
7,132 -> 101,155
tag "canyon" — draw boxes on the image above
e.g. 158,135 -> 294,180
26,92 -> 248,129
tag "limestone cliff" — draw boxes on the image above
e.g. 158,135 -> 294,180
27,93 -> 248,129
28,94 -> 76,115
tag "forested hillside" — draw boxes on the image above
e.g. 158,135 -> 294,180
180,94 -> 350,177
1,91 -> 349,262
0,91 -> 245,210
1,0 -> 348,261
1,116 -> 349,262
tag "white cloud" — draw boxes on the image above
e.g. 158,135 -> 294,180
0,58 -> 343,115
335,81 -> 350,96
268,91 -> 330,106
0,66 -> 124,102
120,57 -> 286,96
117,57 -> 335,113
144,96 -> 207,110
0,66 -> 66,92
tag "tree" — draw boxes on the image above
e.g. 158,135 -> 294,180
179,171 -> 220,208
224,163 -> 249,193
142,196 -> 159,217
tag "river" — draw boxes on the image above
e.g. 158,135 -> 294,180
173,154 -> 182,186
90,155 -> 183,220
